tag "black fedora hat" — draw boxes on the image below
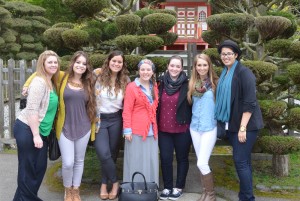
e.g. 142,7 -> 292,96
218,40 -> 242,59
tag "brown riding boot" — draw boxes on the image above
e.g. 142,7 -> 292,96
64,187 -> 73,201
197,172 -> 206,201
73,187 -> 82,201
202,172 -> 216,201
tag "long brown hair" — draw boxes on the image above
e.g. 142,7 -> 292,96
67,51 -> 96,122
36,50 -> 60,90
97,50 -> 129,96
187,54 -> 218,104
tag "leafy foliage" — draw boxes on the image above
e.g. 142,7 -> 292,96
142,13 -> 176,34
259,136 -> 300,155
64,0 -> 109,17
115,14 -> 141,35
259,100 -> 287,119
287,63 -> 300,84
157,32 -> 178,46
138,35 -> 164,55
114,35 -> 140,54
61,29 -> 89,50
43,28 -> 69,50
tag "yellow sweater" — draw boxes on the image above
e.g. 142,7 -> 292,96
24,71 -> 96,141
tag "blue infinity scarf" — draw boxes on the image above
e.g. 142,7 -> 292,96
214,61 -> 238,122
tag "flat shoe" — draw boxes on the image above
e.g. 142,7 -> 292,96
108,193 -> 117,200
100,194 -> 109,200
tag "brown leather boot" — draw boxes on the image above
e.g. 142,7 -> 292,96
73,187 -> 81,201
202,172 -> 216,201
64,187 -> 73,201
197,172 -> 206,201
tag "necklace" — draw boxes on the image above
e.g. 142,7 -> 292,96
68,80 -> 83,88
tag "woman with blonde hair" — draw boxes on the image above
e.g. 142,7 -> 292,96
187,54 -> 218,201
13,50 -> 60,201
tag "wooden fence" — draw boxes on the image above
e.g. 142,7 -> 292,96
0,59 -> 36,145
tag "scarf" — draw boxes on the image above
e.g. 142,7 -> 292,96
163,71 -> 187,95
214,61 -> 238,122
192,77 -> 212,98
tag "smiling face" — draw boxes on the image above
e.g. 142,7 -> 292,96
138,63 -> 154,82
109,55 -> 123,74
72,55 -> 87,76
220,47 -> 238,68
195,58 -> 209,79
44,55 -> 58,77
167,58 -> 183,80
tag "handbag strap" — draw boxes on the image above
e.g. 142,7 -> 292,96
131,172 -> 148,190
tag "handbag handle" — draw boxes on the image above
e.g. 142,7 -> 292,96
131,172 -> 148,190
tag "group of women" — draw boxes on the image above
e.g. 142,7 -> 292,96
13,39 -> 263,201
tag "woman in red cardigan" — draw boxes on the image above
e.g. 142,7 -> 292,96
122,59 -> 159,185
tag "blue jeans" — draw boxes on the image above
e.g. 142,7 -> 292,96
228,130 -> 258,201
158,130 -> 192,189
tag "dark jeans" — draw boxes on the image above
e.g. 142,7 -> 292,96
13,119 -> 48,201
158,130 -> 192,190
228,130 -> 258,201
95,111 -> 122,184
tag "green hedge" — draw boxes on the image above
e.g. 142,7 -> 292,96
89,54 -> 107,69
52,22 -> 75,29
61,29 -> 89,50
288,107 -> 300,129
43,28 -> 68,50
138,35 -> 164,55
114,35 -> 140,54
20,34 -> 35,43
287,63 -> 300,84
16,52 -> 37,60
115,14 -> 141,35
142,13 -> 176,34
266,39 -> 292,55
2,31 -> 16,43
258,136 -> 300,155
259,100 -> 287,119
134,8 -> 154,19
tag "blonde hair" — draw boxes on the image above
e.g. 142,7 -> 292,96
187,54 -> 218,104
36,50 -> 60,91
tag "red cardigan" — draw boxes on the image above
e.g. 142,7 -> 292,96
122,81 -> 159,140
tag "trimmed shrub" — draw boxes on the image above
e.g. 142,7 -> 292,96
115,14 -> 141,35
5,43 -> 21,54
247,29 -> 259,43
259,100 -> 287,119
61,29 -> 89,50
206,13 -> 254,39
20,34 -> 35,43
60,59 -> 70,71
64,0 -> 109,17
242,61 -> 278,85
99,40 -> 117,52
153,9 -> 177,17
268,11 -> 297,39
89,54 -> 107,69
289,41 -> 300,59
4,1 -> 45,16
274,74 -> 290,85
43,27 -> 68,50
114,35 -> 140,54
202,48 -> 222,66
22,43 -> 35,50
0,7 -> 10,18
10,18 -> 32,32
125,54 -> 144,73
147,56 -> 168,73
82,27 -> 102,43
138,35 -> 164,55
0,37 -> 5,46
34,42 -> 44,52
52,22 -> 75,29
287,63 -> 300,84
266,39 -> 292,54
16,52 -> 37,60
142,13 -> 177,34
134,8 -> 154,19
31,20 -> 49,31
157,32 -> 178,46
25,16 -> 51,25
201,30 -> 222,47
258,136 -> 300,155
2,30 -> 16,43
288,107 -> 300,129
102,22 -> 119,41
255,16 -> 291,40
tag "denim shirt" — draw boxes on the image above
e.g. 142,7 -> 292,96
190,89 -> 217,132
123,78 -> 154,136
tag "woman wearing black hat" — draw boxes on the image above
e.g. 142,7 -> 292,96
215,40 -> 263,201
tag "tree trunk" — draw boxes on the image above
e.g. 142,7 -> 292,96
272,154 -> 289,177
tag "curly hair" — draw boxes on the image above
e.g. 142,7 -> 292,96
187,54 -> 218,104
67,51 -> 96,122
97,50 -> 129,96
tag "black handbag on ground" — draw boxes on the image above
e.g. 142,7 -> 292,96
119,172 -> 158,201
48,129 -> 61,161
217,121 -> 228,140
